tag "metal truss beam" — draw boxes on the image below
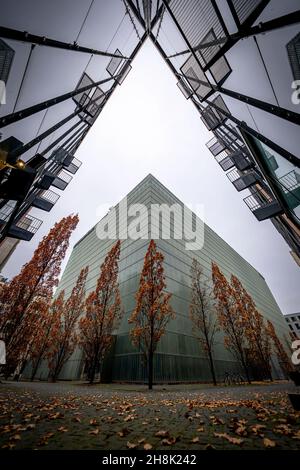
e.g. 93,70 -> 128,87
0,74 -> 120,128
167,10 -> 300,59
0,26 -> 129,59
182,74 -> 300,126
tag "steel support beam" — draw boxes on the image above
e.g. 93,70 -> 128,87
161,0 -> 207,75
8,110 -> 83,161
167,10 -> 300,59
125,1 -> 146,30
183,74 -> 300,126
0,26 -> 129,59
151,3 -> 165,31
203,0 -> 270,72
0,74 -> 120,128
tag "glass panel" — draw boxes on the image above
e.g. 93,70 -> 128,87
248,136 -> 300,221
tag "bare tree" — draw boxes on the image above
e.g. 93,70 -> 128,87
190,259 -> 218,385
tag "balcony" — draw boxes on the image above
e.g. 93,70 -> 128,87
215,151 -> 235,171
106,48 -> 124,77
278,170 -> 300,210
52,170 -> 73,191
64,157 -> 82,175
227,168 -> 262,191
230,150 -> 254,171
244,190 -> 283,221
200,106 -> 221,131
52,147 -> 73,167
177,78 -> 193,99
32,189 -> 60,212
206,136 -> 226,156
0,202 -> 42,241
36,169 -> 73,191
36,172 -> 56,190
9,214 -> 42,241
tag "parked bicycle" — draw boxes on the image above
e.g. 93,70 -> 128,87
223,371 -> 245,386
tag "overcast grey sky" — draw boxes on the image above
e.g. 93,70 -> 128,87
2,38 -> 300,315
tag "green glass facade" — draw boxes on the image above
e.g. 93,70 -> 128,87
36,174 -> 290,382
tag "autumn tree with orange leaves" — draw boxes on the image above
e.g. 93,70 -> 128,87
28,291 -> 64,381
47,266 -> 89,382
211,262 -> 251,384
79,241 -> 122,384
230,275 -> 272,381
190,259 -> 218,385
266,319 -> 294,377
0,214 -> 79,378
129,240 -> 174,390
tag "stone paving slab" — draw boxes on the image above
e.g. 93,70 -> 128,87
0,381 -> 299,450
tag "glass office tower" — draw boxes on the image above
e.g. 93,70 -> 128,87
35,174 -> 289,382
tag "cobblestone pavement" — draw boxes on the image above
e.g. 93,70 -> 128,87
0,380 -> 299,450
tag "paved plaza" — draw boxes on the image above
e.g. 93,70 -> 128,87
0,381 -> 299,450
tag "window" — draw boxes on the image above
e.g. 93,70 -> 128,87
295,323 -> 300,330
287,32 -> 300,81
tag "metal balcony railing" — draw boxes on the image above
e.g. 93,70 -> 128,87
181,53 -> 213,101
65,157 -> 82,175
215,151 -> 235,171
15,214 -> 42,234
230,150 -> 254,171
106,48 -> 124,76
0,200 -> 16,222
227,168 -> 262,191
206,136 -> 226,156
243,189 -> 283,221
52,170 -> 73,191
117,62 -> 132,85
10,214 -> 43,241
211,95 -> 230,121
0,202 -> 42,241
32,189 -> 60,212
279,170 -> 300,193
176,78 -> 193,99
278,170 -> 300,211
200,106 -> 221,131
52,147 -> 73,167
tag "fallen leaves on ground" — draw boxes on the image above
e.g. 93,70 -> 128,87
263,438 -> 276,448
214,432 -> 244,446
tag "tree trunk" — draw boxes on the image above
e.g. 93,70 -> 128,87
31,357 -> 42,382
241,356 -> 251,384
208,349 -> 217,386
148,350 -> 153,390
89,357 -> 97,384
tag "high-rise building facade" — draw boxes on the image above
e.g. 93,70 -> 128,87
33,175 -> 290,383
285,312 -> 300,340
